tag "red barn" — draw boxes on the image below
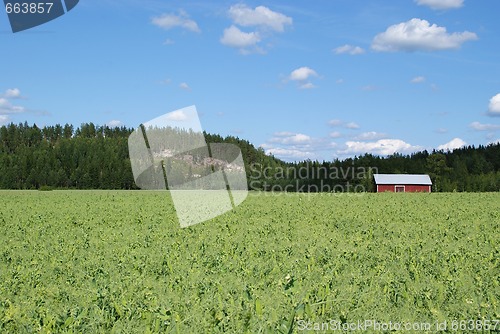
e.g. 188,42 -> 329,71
374,174 -> 432,193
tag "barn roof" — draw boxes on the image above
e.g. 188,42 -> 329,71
373,174 -> 432,185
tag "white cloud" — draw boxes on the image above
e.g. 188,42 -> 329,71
437,137 -> 467,150
328,119 -> 360,129
469,121 -> 500,131
179,82 -> 191,91
0,98 -> 26,114
299,82 -> 316,90
264,132 -> 372,161
345,122 -> 360,129
163,39 -> 175,45
263,147 -> 314,160
488,93 -> 500,116
411,76 -> 426,83
220,25 -> 261,52
488,139 -> 500,145
151,11 -> 200,33
329,131 -> 342,138
328,119 -> 343,127
2,88 -> 22,99
353,131 -> 387,140
165,110 -> 188,121
228,4 -> 292,32
222,4 -> 291,54
0,88 -> 30,120
0,115 -> 9,124
340,139 -> 422,156
269,132 -> 312,145
334,44 -> 365,55
415,0 -> 464,10
107,120 -> 123,127
288,67 -> 319,89
263,131 -> 326,160
289,67 -> 318,81
372,18 -> 477,52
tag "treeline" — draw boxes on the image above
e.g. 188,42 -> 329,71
0,122 -> 280,190
0,122 -> 499,192
245,147 -> 500,193
0,122 -> 134,189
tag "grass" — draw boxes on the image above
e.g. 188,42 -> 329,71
0,191 -> 499,333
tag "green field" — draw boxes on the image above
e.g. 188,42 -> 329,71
0,191 -> 499,333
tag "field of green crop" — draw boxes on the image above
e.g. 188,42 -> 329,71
0,191 -> 499,333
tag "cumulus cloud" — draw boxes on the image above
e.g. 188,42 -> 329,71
328,119 -> 343,127
179,82 -> 191,91
222,4 -> 291,54
329,131 -> 342,138
353,132 -> 388,140
228,4 -> 292,32
288,67 -> 319,89
262,132 -> 324,160
151,11 -> 200,33
165,110 -> 189,121
415,0 -> 464,10
220,25 -> 261,53
411,76 -> 426,83
488,93 -> 500,116
328,119 -> 360,129
269,132 -> 312,145
2,88 -> 22,99
437,137 -> 467,150
340,139 -> 422,156
0,91 -> 27,123
263,147 -> 314,160
469,121 -> 500,131
0,88 -> 36,121
333,44 -> 365,55
289,67 -> 318,81
107,120 -> 123,127
0,97 -> 26,114
345,122 -> 360,129
299,82 -> 316,90
372,18 -> 477,52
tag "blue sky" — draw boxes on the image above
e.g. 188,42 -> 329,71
1,0 -> 500,161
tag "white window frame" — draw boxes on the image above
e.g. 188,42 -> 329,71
394,185 -> 405,193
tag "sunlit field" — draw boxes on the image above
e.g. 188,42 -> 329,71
0,191 -> 498,333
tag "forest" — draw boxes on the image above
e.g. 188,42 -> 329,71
0,122 -> 499,192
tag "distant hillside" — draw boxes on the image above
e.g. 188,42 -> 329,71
0,122 -> 499,192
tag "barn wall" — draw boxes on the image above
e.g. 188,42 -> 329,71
377,185 -> 394,192
405,185 -> 431,193
376,184 -> 431,193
